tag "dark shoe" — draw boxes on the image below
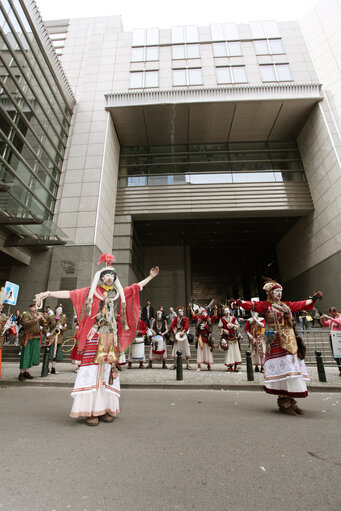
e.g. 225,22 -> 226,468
255,366 -> 259,372
162,362 -> 168,369
289,398 -> 305,415
139,364 -> 144,369
23,371 -> 34,379
18,373 -> 26,382
100,413 -> 114,423
51,368 -> 58,374
86,416 -> 99,426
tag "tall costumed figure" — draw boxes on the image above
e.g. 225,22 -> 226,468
35,255 -> 159,426
237,278 -> 322,415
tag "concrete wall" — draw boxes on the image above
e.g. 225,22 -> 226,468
277,102 -> 341,307
54,16 -> 122,251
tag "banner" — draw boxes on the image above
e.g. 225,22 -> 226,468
3,281 -> 19,306
331,331 -> 341,358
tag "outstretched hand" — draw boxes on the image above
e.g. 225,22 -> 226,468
34,292 -> 46,308
150,266 -> 159,278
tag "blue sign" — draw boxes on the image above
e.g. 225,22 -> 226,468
3,281 -> 19,306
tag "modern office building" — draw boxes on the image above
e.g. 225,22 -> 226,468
1,0 -> 340,310
0,0 -> 75,301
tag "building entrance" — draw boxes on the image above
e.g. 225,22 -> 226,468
133,216 -> 299,308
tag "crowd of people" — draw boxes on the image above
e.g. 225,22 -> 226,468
0,256 -> 340,424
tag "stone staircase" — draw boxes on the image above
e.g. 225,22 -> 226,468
1,326 -> 334,366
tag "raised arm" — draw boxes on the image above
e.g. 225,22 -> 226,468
35,290 -> 71,308
138,267 -> 159,289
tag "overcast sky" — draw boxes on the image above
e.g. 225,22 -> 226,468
36,0 -> 319,30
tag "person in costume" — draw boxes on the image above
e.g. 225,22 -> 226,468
128,308 -> 147,369
147,308 -> 168,369
46,305 -> 68,374
218,306 -> 241,372
35,255 -> 159,426
194,309 -> 215,372
0,288 -> 10,352
237,279 -> 322,415
244,311 -> 266,372
321,307 -> 341,376
18,303 -> 47,381
170,306 -> 191,370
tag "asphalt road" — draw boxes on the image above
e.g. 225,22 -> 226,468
0,387 -> 340,511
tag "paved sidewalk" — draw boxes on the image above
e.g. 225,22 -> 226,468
1,360 -> 340,391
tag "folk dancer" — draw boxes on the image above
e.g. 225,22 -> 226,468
218,306 -> 241,372
46,305 -> 68,374
128,309 -> 147,369
147,309 -> 168,369
35,254 -> 159,426
0,288 -> 10,357
321,307 -> 341,376
170,307 -> 191,370
195,309 -> 215,372
244,312 -> 266,372
238,278 -> 323,415
18,303 -> 47,381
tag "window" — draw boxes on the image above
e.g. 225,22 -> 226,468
213,41 -> 242,57
210,23 -> 240,41
254,39 -> 284,55
171,25 -> 199,44
131,46 -> 159,62
250,20 -> 280,39
172,43 -> 200,59
173,68 -> 202,86
132,28 -> 159,46
260,64 -> 292,82
130,70 -> 159,88
216,66 -> 247,84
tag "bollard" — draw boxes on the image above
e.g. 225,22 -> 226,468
176,350 -> 183,381
245,349 -> 254,381
315,350 -> 327,382
41,345 -> 50,377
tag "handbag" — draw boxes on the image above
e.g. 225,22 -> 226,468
306,315 -> 313,322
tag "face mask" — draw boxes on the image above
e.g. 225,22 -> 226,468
56,308 -> 62,315
224,308 -> 230,315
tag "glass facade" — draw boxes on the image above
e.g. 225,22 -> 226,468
118,142 -> 306,187
0,0 -> 73,240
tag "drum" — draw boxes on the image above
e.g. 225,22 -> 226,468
152,334 -> 165,354
131,336 -> 145,360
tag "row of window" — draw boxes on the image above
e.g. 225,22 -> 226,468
131,39 -> 285,62
132,21 -> 281,46
130,64 -> 292,88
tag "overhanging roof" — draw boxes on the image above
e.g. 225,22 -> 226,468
105,83 -> 323,146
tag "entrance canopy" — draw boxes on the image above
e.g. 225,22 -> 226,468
105,83 -> 322,146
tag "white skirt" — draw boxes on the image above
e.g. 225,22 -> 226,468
171,339 -> 191,359
224,341 -> 242,366
70,364 -> 120,418
197,343 -> 214,365
263,353 -> 309,397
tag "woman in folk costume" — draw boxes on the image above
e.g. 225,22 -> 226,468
195,309 -> 216,372
128,308 -> 147,369
170,307 -> 191,370
218,306 -> 242,372
147,308 -> 168,369
35,254 -> 159,426
244,311 -> 266,372
237,278 -> 323,415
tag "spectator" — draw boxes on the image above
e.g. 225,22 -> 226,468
141,299 -> 155,329
321,307 -> 341,377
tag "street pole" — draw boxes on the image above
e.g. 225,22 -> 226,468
315,350 -> 327,382
176,350 -> 183,381
246,349 -> 254,381
41,345 -> 50,377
